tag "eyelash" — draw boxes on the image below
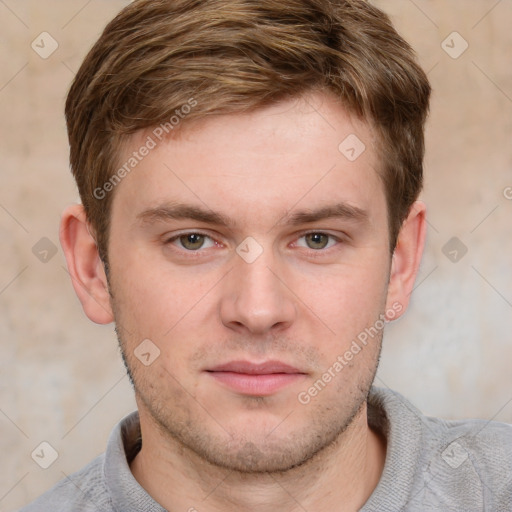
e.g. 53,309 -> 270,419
164,230 -> 344,257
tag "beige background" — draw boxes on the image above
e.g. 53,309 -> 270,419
1,0 -> 511,510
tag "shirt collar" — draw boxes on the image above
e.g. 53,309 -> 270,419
105,410 -> 167,512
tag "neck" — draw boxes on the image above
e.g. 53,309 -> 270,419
130,401 -> 386,511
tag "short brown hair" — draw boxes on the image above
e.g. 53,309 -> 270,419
65,0 -> 431,260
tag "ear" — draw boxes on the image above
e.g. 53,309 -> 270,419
385,201 -> 426,320
59,204 -> 114,324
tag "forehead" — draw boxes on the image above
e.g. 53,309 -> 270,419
111,91 -> 384,229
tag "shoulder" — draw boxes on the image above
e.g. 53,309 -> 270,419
368,387 -> 512,511
425,413 -> 512,456
416,407 -> 512,510
17,453 -> 112,512
371,386 -> 512,466
426,415 -> 512,481
413,416 -> 512,511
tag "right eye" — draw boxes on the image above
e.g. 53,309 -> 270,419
165,232 -> 217,251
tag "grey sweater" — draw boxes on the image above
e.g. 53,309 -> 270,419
18,387 -> 512,511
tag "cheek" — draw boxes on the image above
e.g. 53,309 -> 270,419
295,257 -> 389,335
109,252 -> 221,346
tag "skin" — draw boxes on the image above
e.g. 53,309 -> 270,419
60,91 -> 426,511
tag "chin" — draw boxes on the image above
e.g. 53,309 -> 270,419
198,437 -> 324,474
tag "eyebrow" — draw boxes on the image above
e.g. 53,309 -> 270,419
136,201 -> 368,229
282,203 -> 368,225
137,203 -> 233,227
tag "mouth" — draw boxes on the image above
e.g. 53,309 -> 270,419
205,360 -> 307,396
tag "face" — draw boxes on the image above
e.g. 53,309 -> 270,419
106,91 -> 395,472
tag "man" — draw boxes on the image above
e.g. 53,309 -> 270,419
19,0 -> 512,510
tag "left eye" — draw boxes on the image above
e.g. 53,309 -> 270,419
169,233 -> 216,251
296,233 -> 337,250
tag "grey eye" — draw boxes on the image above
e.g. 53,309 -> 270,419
303,233 -> 331,250
178,233 -> 207,250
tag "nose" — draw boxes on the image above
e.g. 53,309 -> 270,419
219,250 -> 297,335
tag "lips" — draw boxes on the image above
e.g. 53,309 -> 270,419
208,360 -> 303,375
206,360 -> 307,396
